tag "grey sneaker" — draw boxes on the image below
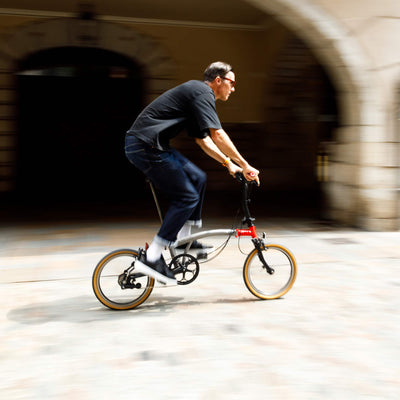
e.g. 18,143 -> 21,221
135,251 -> 177,286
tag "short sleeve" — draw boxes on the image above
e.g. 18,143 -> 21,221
190,93 -> 222,136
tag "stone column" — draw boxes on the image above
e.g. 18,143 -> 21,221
0,60 -> 16,194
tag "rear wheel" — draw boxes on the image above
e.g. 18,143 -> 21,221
243,244 -> 297,300
92,249 -> 154,310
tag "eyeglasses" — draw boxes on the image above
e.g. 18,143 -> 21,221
221,76 -> 236,87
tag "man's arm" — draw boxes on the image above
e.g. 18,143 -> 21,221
195,129 -> 260,184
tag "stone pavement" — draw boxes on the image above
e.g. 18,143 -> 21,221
0,217 -> 399,400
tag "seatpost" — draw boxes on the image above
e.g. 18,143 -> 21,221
146,179 -> 164,223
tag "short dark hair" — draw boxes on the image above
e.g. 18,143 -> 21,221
203,61 -> 233,82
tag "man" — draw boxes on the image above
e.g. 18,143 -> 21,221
125,61 -> 259,285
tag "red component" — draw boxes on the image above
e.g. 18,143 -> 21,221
235,225 -> 257,238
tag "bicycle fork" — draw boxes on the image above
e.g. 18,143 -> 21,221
236,227 -> 275,275
252,237 -> 275,275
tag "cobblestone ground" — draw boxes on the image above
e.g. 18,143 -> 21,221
1,218 -> 399,399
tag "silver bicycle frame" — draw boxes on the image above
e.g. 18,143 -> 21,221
169,229 -> 236,258
146,178 -> 255,258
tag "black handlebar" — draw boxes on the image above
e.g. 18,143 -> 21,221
234,172 -> 257,185
234,172 -> 256,227
234,172 -> 244,183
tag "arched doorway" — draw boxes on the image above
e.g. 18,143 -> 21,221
16,46 -> 144,210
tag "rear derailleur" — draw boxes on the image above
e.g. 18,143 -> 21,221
118,270 -> 143,289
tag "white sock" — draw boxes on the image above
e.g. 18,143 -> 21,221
177,222 -> 192,241
146,240 -> 164,263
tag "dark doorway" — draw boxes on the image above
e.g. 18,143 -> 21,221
15,47 -> 143,216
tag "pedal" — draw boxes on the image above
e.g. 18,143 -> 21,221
196,252 -> 208,260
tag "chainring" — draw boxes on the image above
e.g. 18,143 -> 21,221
169,253 -> 200,285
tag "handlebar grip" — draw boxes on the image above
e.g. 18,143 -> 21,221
234,172 -> 245,182
235,172 -> 257,185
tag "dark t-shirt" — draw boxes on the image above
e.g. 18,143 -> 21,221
126,80 -> 222,150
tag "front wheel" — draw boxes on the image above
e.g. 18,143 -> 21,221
92,249 -> 154,310
243,244 -> 297,300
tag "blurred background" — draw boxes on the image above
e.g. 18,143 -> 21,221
0,0 -> 398,229
1,5 -> 399,398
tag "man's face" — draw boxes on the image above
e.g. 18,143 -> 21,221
214,71 -> 236,101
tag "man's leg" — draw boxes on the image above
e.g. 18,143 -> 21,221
151,164 -> 202,245
126,138 -> 200,246
136,157 -> 200,283
125,137 -> 207,282
125,137 -> 180,284
170,150 -> 210,248
172,149 -> 207,228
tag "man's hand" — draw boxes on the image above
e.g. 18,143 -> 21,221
195,134 -> 260,185
226,161 -> 242,178
243,165 -> 260,186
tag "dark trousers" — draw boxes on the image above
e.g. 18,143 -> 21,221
125,135 -> 206,245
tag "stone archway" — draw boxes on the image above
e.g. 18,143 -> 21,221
0,18 -> 176,199
1,18 -> 176,99
245,0 -> 396,230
